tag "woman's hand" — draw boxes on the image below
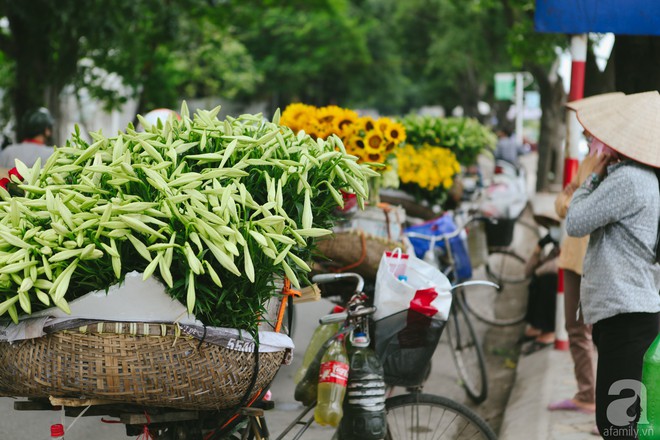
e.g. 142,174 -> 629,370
577,152 -> 617,185
592,152 -> 617,176
554,181 -> 577,219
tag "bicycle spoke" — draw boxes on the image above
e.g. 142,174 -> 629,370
461,268 -> 527,327
486,249 -> 528,284
386,394 -> 497,439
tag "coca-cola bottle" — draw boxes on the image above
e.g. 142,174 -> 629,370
294,345 -> 324,406
339,332 -> 387,440
294,307 -> 343,384
314,334 -> 349,427
294,310 -> 343,406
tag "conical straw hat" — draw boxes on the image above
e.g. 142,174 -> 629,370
574,91 -> 660,168
566,92 -> 624,111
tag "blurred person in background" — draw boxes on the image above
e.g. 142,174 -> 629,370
0,107 -> 55,168
520,232 -> 559,355
494,126 -> 527,167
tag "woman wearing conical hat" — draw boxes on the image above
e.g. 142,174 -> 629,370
565,91 -> 660,439
548,93 -> 625,427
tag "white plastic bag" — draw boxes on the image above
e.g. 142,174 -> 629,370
373,249 -> 452,321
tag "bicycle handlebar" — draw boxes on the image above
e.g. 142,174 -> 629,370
404,213 -> 496,245
318,306 -> 376,325
450,280 -> 499,291
311,272 -> 365,295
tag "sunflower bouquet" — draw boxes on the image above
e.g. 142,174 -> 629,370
280,103 -> 406,171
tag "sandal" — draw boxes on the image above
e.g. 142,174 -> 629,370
517,333 -> 538,344
548,398 -> 595,414
521,340 -> 553,355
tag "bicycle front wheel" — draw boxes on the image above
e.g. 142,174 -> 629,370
385,393 -> 497,440
445,296 -> 488,404
460,281 -> 527,327
485,249 -> 528,285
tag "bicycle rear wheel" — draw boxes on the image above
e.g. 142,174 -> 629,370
385,393 -> 497,439
460,279 -> 527,327
445,296 -> 488,404
485,249 -> 528,285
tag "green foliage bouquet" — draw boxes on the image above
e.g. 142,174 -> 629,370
0,104 -> 375,334
400,115 -> 497,166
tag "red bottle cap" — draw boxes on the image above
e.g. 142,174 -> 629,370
51,424 -> 65,437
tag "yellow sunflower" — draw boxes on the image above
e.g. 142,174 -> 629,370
364,128 -> 386,152
310,121 -> 332,140
376,117 -> 393,133
335,108 -> 360,136
349,135 -> 367,151
365,152 -> 384,163
356,116 -> 377,133
384,141 -> 397,153
316,105 -> 343,125
385,121 -> 406,144
280,103 -> 316,132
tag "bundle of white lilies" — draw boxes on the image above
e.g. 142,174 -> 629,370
0,104 -> 375,332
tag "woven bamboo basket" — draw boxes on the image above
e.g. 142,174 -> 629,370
379,189 -> 437,221
0,321 -> 287,411
316,230 -> 404,279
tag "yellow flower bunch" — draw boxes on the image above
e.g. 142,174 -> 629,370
280,103 -> 406,167
396,144 -> 460,191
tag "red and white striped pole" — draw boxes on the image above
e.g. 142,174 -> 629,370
555,269 -> 569,350
563,34 -> 588,187
555,34 -> 587,352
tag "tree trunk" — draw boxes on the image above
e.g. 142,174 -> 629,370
528,63 -> 566,192
7,6 -> 50,141
584,41 -> 615,96
458,65 -> 481,118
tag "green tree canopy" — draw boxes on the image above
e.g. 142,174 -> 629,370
0,0 -> 264,138
231,0 -> 370,111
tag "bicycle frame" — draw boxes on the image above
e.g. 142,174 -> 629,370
404,217 -> 498,404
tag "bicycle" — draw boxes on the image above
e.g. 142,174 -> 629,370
460,160 -> 542,288
480,207 -> 539,286
15,272 -> 497,440
406,209 -> 536,331
457,209 -> 561,328
404,222 -> 493,405
233,272 -> 498,440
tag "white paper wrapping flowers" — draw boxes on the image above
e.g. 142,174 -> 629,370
0,271 -> 294,353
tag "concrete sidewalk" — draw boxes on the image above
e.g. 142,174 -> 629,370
499,190 -> 598,440
500,348 -> 597,440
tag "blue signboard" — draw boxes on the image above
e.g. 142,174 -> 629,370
535,0 -> 660,36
